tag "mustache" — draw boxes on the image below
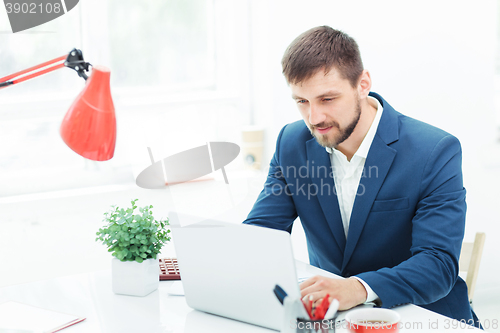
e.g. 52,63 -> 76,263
311,121 -> 339,130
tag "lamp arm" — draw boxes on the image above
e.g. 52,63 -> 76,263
0,48 -> 91,89
64,48 -> 92,80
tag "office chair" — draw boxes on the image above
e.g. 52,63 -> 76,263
459,232 -> 486,306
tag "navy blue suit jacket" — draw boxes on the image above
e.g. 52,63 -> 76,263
244,92 -> 476,325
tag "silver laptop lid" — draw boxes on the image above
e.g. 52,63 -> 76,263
171,213 -> 300,331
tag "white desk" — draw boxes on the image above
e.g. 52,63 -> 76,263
0,261 -> 482,333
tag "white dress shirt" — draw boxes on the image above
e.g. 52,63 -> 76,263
325,96 -> 383,303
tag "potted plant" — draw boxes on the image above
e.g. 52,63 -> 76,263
96,199 -> 171,296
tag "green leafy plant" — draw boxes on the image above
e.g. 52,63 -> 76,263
96,199 -> 171,263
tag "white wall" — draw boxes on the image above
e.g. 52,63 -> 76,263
250,0 -> 497,161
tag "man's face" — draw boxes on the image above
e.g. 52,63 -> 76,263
291,68 -> 361,148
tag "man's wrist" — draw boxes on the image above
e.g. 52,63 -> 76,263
351,276 -> 381,305
348,277 -> 368,306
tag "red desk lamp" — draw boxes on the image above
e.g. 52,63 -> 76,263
0,49 -> 116,161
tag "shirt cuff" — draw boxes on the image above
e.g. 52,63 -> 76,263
352,276 -> 380,303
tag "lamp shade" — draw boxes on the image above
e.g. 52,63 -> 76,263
60,66 -> 116,161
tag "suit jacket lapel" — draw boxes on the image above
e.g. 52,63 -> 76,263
341,92 -> 399,272
341,136 -> 397,271
306,139 -> 346,254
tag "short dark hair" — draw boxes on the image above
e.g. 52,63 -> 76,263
281,26 -> 363,87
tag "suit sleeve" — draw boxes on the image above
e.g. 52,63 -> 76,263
356,135 -> 466,308
242,125 -> 298,232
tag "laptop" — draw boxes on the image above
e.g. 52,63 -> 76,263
170,213 -> 302,331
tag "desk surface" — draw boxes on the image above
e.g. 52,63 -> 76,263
0,261 -> 482,333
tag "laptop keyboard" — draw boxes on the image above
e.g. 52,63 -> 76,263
297,277 -> 308,284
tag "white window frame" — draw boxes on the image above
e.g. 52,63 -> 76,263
0,0 -> 253,197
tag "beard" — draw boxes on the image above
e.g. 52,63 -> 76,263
309,98 -> 362,148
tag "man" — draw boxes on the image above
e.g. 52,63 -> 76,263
243,26 -> 479,327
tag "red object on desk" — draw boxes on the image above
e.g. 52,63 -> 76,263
159,258 -> 181,280
302,295 -> 313,319
313,293 -> 330,320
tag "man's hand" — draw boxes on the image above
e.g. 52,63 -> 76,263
300,276 -> 367,310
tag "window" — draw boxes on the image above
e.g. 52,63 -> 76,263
0,0 -> 251,197
0,5 -> 82,97
107,0 -> 215,89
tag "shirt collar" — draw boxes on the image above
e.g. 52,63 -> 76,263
325,96 -> 383,159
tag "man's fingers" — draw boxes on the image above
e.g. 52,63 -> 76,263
300,279 -> 331,302
299,275 -> 320,290
299,276 -> 367,311
300,275 -> 332,298
300,278 -> 323,299
301,291 -> 326,304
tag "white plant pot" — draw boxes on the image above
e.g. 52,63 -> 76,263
111,258 -> 159,296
